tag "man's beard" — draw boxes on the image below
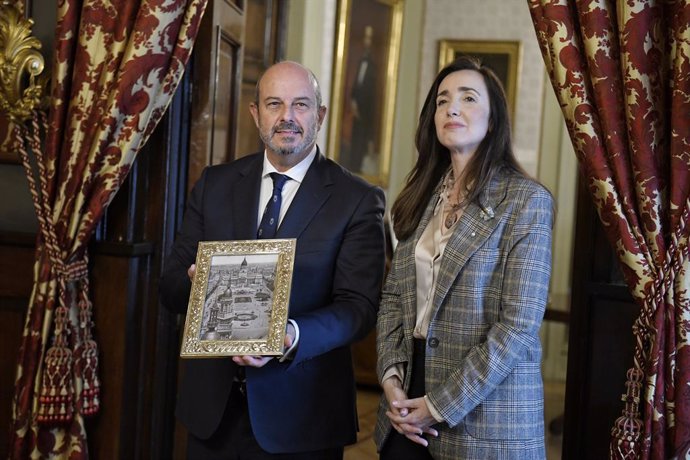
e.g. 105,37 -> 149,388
261,120 -> 318,156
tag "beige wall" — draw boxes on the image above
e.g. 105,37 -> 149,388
539,81 -> 577,380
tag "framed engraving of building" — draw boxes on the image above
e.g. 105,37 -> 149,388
180,239 -> 296,358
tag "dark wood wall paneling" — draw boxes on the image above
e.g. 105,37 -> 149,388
0,232 -> 35,457
563,177 -> 639,459
188,0 -> 246,191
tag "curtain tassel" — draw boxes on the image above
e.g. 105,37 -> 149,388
75,295 -> 100,416
36,305 -> 74,424
75,338 -> 100,416
610,368 -> 644,459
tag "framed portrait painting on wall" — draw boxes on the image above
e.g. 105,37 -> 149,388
328,0 -> 404,187
438,40 -> 521,121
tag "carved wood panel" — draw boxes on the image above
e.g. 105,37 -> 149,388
0,233 -> 35,456
188,0 -> 245,191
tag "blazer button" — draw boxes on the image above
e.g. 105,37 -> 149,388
428,337 -> 440,348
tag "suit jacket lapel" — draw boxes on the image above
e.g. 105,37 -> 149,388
276,151 -> 332,239
232,156 -> 263,240
432,174 -> 508,309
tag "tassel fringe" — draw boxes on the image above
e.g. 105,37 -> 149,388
36,309 -> 74,424
610,368 -> 644,459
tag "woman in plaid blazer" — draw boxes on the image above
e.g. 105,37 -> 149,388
375,56 -> 553,460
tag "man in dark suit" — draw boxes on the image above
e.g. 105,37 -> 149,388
159,61 -> 386,459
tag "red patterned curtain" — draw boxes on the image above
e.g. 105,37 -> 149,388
528,1 -> 690,458
9,0 -> 207,458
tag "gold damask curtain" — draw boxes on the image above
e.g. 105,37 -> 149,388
9,1 -> 208,458
528,0 -> 690,458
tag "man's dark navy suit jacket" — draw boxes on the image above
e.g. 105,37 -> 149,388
160,150 -> 386,453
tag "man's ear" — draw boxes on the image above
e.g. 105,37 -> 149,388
249,102 -> 260,128
317,106 -> 327,128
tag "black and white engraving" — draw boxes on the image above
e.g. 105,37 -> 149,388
199,254 -> 278,341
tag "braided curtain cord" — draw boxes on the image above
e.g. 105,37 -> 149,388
13,111 -> 100,424
610,199 -> 690,458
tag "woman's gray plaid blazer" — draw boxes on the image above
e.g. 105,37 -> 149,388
376,169 -> 553,460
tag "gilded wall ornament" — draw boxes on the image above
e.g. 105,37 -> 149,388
0,1 -> 45,122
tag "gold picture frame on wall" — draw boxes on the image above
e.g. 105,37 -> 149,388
180,239 -> 296,358
328,0 -> 404,187
438,40 -> 521,120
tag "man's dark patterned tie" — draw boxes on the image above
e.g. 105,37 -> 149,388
235,173 -> 290,392
257,172 -> 289,239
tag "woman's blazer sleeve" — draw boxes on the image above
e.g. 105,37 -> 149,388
375,242 -> 409,382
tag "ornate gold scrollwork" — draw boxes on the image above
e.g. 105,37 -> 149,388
0,1 -> 45,122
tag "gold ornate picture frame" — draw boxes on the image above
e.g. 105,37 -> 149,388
438,40 -> 521,120
328,0 -> 404,187
180,239 -> 296,358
